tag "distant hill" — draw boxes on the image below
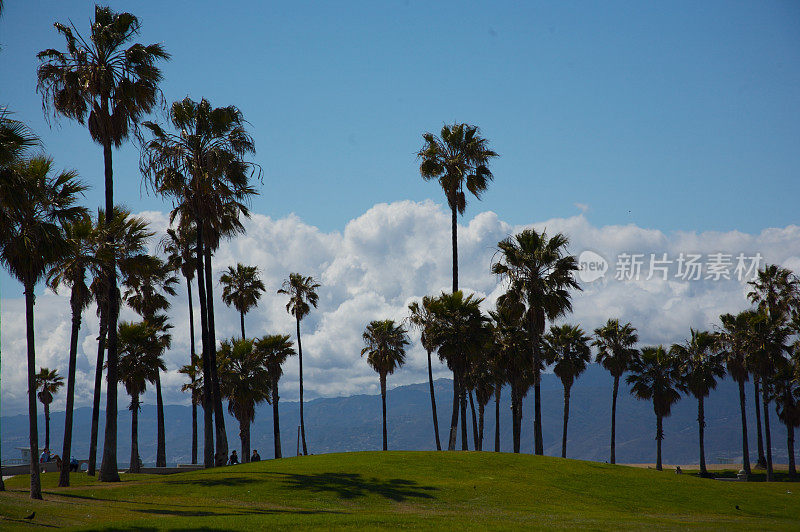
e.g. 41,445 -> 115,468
1,364 -> 793,466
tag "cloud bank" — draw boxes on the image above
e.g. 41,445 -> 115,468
2,200 -> 799,416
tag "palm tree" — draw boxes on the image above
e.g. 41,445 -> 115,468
717,311 -> 756,475
87,208 -> 151,476
221,263 -> 266,339
217,338 -> 270,463
469,340 -> 497,452
672,329 -> 725,477
45,211 -> 95,486
406,296 -> 442,451
772,363 -> 800,479
116,320 -> 164,473
417,123 -> 497,293
253,334 -> 296,459
277,273 -> 320,456
492,228 -> 581,455
592,319 -> 638,464
543,324 -> 591,458
427,291 -> 488,451
34,368 -> 64,453
0,155 -> 86,499
38,6 -> 168,482
361,320 -> 409,451
122,254 -> 177,467
627,346 -> 682,471
178,353 -> 203,464
140,97 -> 259,467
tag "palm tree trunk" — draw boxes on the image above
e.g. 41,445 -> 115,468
448,373 -> 459,451
187,276 -> 197,465
99,133 -> 121,483
426,349 -> 441,451
762,383 -> 774,481
44,403 -> 50,452
240,310 -> 246,339
656,413 -> 663,471
24,284 -> 42,499
562,384 -> 570,459
59,290 -> 82,487
698,395 -> 707,477
469,390 -> 478,450
460,376 -> 468,451
754,377 -> 766,468
380,374 -> 388,451
511,385 -> 521,453
272,374 -> 281,459
129,397 -> 140,473
478,402 -> 485,452
204,246 -> 228,462
239,416 -> 250,463
88,309 -> 107,476
737,379 -> 750,475
451,204 -> 458,293
296,317 -> 308,455
787,422 -> 796,480
194,223 -> 215,468
494,384 -> 501,452
610,375 -> 619,464
531,327 -> 543,455
155,372 -> 166,467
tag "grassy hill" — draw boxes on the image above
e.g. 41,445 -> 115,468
1,452 -> 798,530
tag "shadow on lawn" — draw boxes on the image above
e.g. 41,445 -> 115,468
275,472 -> 438,502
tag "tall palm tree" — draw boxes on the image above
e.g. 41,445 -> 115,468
122,254 -> 177,467
627,346 -> 682,471
492,228 -> 581,455
253,334 -> 296,459
361,320 -> 409,451
34,367 -> 64,453
672,329 -> 725,477
87,208 -> 151,476
0,155 -> 86,499
221,263 -> 266,339
592,319 -> 638,464
140,97 -> 259,466
543,324 -> 591,458
717,311 -> 756,475
45,213 -> 95,486
406,296 -> 442,451
772,363 -> 800,479
217,338 -> 270,463
469,338 -> 497,452
37,6 -> 168,482
178,353 -> 203,464
417,123 -> 497,293
427,291 -> 488,451
116,320 -> 164,473
277,273 -> 320,456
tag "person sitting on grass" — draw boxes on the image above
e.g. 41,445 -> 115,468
70,456 -> 79,472
251,449 -> 261,462
229,450 -> 239,465
40,448 -> 51,463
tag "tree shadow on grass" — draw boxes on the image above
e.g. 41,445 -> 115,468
133,507 -> 342,518
275,472 -> 438,502
165,476 -> 260,488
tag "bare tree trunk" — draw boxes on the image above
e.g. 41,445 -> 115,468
698,395 -> 707,477
448,373 -> 458,451
737,379 -> 750,475
296,317 -> 308,455
562,384 -> 570,459
240,310 -> 246,340
44,404 -> 50,453
204,246 -> 228,461
788,422 -> 796,480
531,325 -> 543,455
272,373 -> 281,459
477,402 -> 485,451
239,416 -> 250,463
187,277 -> 197,465
512,386 -> 522,453
24,285 -> 42,499
656,414 -> 663,471
451,205 -> 458,293
129,397 -> 140,474
460,376 -> 468,451
762,383 -> 774,481
494,385 -> 501,452
426,349 -> 441,451
610,375 -> 619,464
195,224 -> 214,468
381,374 -> 388,451
88,309 -> 106,476
59,290 -> 82,487
155,372 -> 166,467
754,377 -> 766,469
469,390 -> 478,450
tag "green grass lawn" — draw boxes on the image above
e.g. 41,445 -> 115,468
1,451 -> 798,530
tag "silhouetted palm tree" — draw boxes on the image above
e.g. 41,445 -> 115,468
218,338 -> 270,463
627,346 -> 682,471
362,320 -> 409,451
178,353 -> 203,464
417,123 -> 497,293
492,228 -> 581,455
544,324 -> 591,458
717,311 -> 756,475
254,334 -> 296,459
407,296 -> 442,450
221,263 -> 266,339
277,273 -> 319,455
38,6 -> 168,482
592,319 -> 638,464
34,368 -> 64,453
116,321 -> 165,473
672,329 -> 724,477
0,155 -> 86,499
773,361 -> 800,479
